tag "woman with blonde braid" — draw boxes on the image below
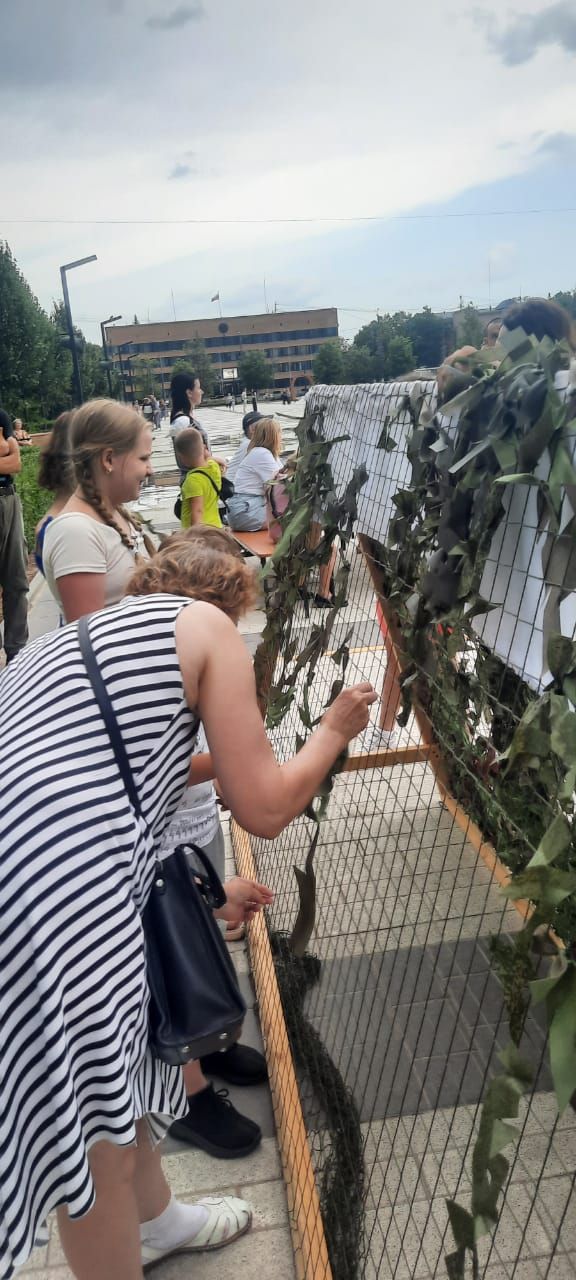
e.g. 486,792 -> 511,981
43,399 -> 153,622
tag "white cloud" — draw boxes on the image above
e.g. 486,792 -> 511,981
478,1 -> 576,66
1,0 -> 575,338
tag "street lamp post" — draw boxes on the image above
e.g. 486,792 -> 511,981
100,314 -> 122,397
59,255 -> 97,405
115,342 -> 134,402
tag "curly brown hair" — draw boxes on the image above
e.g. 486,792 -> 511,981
501,298 -> 575,346
126,526 -> 258,622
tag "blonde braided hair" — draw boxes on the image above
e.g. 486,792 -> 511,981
70,398 -> 145,552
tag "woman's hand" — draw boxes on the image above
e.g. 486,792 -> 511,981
320,682 -> 377,748
215,876 -> 274,924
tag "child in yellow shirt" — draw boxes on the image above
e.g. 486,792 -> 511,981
176,428 -> 223,528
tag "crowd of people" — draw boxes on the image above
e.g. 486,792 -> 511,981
0,296 -> 573,1278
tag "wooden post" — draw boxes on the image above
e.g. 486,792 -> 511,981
232,821 -> 333,1280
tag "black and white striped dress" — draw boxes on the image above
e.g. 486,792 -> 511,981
0,594 -> 199,1278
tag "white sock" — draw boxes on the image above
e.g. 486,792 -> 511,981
140,1195 -> 209,1247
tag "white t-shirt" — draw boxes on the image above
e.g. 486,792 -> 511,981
157,725 -> 219,852
234,446 -> 280,496
226,436 -> 250,484
43,512 -> 146,611
169,413 -> 205,440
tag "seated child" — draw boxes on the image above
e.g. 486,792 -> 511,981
176,428 -> 223,528
127,526 -> 271,1159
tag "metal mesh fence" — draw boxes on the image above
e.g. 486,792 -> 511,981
232,370 -> 576,1280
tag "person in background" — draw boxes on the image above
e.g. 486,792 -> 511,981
141,397 -> 155,429
169,371 -> 206,442
140,527 -> 271,1159
482,317 -> 502,349
226,410 -> 265,486
34,413 -> 75,574
226,393 -> 234,411
241,388 -> 247,411
251,391 -> 257,412
0,409 -> 28,663
43,399 -> 153,622
13,417 -> 32,444
176,429 -> 223,528
226,417 -> 282,532
169,371 -> 209,476
499,297 -> 575,346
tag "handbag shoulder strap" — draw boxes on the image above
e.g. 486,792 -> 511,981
77,615 -> 142,818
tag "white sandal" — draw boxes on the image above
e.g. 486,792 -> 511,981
142,1195 -> 252,1268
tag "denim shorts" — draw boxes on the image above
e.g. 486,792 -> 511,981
227,493 -> 267,532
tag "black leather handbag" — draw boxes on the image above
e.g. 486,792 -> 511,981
78,616 -> 247,1066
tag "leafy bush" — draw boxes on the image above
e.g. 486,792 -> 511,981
15,448 -> 52,551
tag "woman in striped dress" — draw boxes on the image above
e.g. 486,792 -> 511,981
40,400 -> 272,1156
0,534 -> 376,1279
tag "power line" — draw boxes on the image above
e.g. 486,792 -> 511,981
1,207 -> 576,228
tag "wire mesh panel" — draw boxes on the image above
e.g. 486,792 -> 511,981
233,358 -> 576,1280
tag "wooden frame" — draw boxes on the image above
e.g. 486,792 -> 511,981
231,821 -> 333,1280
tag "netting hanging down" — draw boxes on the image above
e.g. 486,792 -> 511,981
234,344 -> 576,1280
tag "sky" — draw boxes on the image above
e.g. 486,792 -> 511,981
2,0 -> 576,344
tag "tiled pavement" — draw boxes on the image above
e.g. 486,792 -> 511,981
249,753 -> 576,1276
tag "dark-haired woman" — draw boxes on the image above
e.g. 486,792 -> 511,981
169,371 -> 209,474
34,412 -> 75,574
169,371 -> 207,443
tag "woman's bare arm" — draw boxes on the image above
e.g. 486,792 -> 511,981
58,573 -> 107,623
176,602 -> 376,839
188,752 -> 215,785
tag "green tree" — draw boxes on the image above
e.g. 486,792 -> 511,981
239,351 -> 274,391
312,340 -> 344,385
456,304 -> 483,348
350,317 -> 414,380
132,355 -> 160,400
0,241 -> 65,419
404,306 -> 451,367
387,334 -> 414,377
552,289 -> 576,321
81,343 -> 111,400
342,344 -> 374,384
172,338 -> 216,397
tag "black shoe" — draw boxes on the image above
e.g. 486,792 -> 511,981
168,1084 -> 262,1158
313,593 -> 334,609
201,1043 -> 268,1087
